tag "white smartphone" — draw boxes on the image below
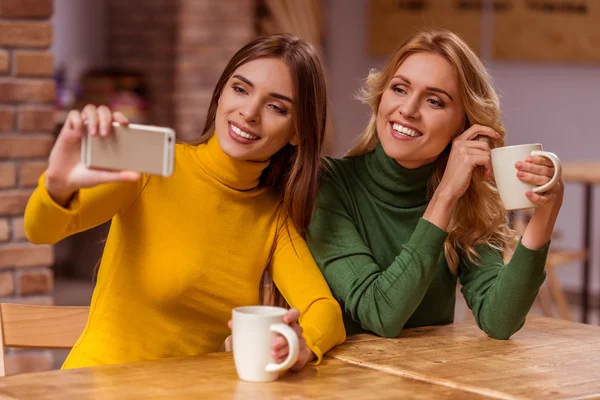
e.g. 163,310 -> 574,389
81,122 -> 175,177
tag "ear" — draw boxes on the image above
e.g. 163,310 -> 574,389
289,134 -> 299,146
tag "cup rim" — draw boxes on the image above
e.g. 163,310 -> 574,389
233,305 -> 287,317
491,143 -> 541,154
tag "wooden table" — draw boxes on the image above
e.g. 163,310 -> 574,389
0,317 -> 597,399
329,316 -> 600,400
0,352 -> 486,399
562,161 -> 600,323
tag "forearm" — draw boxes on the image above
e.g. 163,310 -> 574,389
521,206 -> 559,250
25,172 -> 143,245
462,242 -> 548,339
342,219 -> 447,337
300,297 -> 345,364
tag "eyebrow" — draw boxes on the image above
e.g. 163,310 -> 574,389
393,75 -> 454,101
232,74 -> 293,104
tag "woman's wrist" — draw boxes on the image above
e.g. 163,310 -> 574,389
423,188 -> 458,231
521,207 -> 558,250
45,172 -> 75,207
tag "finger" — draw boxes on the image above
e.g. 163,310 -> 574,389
526,191 -> 551,205
97,105 -> 113,137
516,161 -> 554,178
112,111 -> 129,125
64,110 -> 83,138
283,308 -> 301,325
272,343 -> 289,359
227,320 -> 232,330
271,335 -> 287,351
462,148 -> 490,157
483,165 -> 492,180
525,156 -> 554,168
276,355 -> 289,364
517,170 -> 551,186
291,322 -> 303,338
85,169 -> 141,186
224,336 -> 232,352
457,140 -> 491,152
458,124 -> 501,141
81,104 -> 98,136
467,154 -> 493,178
464,154 -> 492,169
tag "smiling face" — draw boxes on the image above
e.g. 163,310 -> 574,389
376,51 -> 466,169
215,57 -> 297,161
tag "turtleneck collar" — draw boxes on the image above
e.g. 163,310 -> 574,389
195,134 -> 270,191
356,142 -> 437,208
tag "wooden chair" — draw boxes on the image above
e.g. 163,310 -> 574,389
535,249 -> 587,320
0,304 -> 89,376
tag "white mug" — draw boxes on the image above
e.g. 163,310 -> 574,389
491,143 -> 562,210
232,306 -> 299,383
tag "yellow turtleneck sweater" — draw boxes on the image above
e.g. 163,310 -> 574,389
24,135 -> 345,368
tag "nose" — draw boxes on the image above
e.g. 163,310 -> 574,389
239,100 -> 260,124
398,95 -> 420,120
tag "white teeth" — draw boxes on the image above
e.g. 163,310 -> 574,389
231,123 -> 259,140
392,123 -> 421,138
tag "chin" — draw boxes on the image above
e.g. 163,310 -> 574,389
213,131 -> 239,158
221,141 -> 250,160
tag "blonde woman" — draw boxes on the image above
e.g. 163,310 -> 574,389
307,29 -> 563,339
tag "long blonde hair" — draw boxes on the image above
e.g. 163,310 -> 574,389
349,29 -> 517,273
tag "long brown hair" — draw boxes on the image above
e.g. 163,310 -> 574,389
349,29 -> 517,273
193,34 -> 328,305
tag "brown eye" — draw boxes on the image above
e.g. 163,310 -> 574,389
392,85 -> 407,95
232,85 -> 247,95
269,104 -> 287,115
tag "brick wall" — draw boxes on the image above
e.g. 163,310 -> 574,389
106,0 -> 179,130
105,0 -> 255,140
0,0 -> 55,375
174,0 -> 255,140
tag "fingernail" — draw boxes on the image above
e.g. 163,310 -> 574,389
100,124 -> 108,136
515,161 -> 523,168
517,171 -> 525,177
525,157 -> 533,162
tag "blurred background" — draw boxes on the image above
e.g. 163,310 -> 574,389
1,0 -> 599,373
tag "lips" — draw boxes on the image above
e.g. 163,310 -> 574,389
391,122 -> 423,138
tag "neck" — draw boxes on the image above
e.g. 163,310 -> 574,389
195,134 -> 270,191
356,142 -> 437,208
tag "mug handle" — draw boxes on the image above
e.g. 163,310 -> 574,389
530,150 -> 562,193
265,323 -> 300,373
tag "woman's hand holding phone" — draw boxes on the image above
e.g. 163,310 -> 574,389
45,105 -> 141,207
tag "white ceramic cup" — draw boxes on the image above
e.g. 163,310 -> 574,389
491,143 -> 562,210
232,306 -> 299,383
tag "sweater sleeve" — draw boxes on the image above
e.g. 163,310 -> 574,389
24,172 -> 147,245
269,217 -> 346,364
306,179 -> 448,338
459,240 -> 549,340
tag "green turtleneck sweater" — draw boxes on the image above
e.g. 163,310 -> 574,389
307,144 -> 548,340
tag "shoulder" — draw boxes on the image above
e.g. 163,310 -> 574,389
321,156 -> 358,181
319,156 -> 361,193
